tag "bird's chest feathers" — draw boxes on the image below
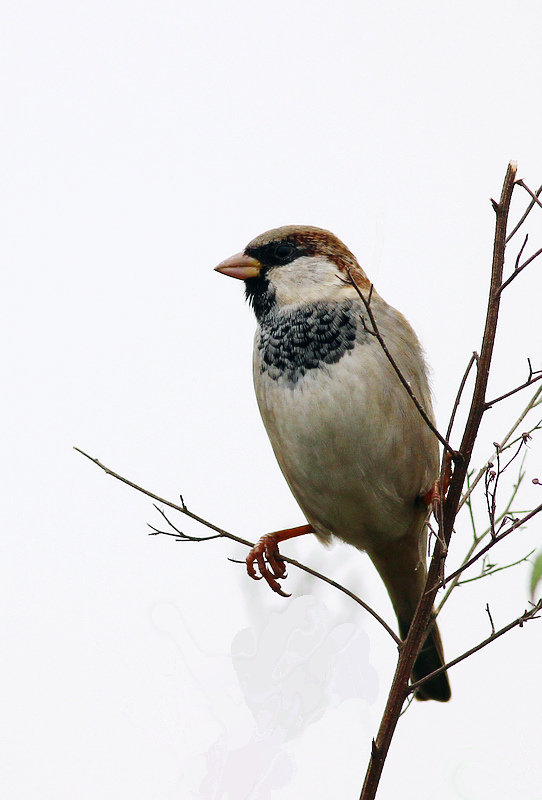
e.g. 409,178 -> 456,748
255,300 -> 364,386
252,297 -> 435,545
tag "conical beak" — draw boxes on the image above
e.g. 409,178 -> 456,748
214,252 -> 262,280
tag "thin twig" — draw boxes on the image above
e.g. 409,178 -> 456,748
486,369 -> 542,409
74,447 -> 249,541
466,471 -> 479,544
452,162 -> 517,474
502,419 -> 542,453
408,600 -> 542,694
445,353 -> 477,441
497,246 -> 542,295
441,501 -> 542,588
484,452 -> 498,538
485,368 -> 542,408
73,447 -> 400,643
344,270 -> 458,459
456,550 -> 535,585
516,180 -> 542,213
506,183 -> 542,242
514,233 -> 529,270
486,603 -> 495,635
437,463 -> 527,612
458,384 -> 542,512
483,436 -> 528,539
149,505 -> 223,541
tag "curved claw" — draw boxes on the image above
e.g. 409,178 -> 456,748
246,534 -> 291,597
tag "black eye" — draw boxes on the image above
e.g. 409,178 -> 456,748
274,242 -> 295,260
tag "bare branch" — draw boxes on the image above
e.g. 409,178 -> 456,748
73,447 -> 249,542
484,456 -> 498,539
452,162 -> 517,475
441,501 -> 542,589
514,233 -> 529,270
506,183 -> 542,242
408,600 -> 542,695
485,364 -> 542,408
458,384 -> 542,512
486,603 -> 495,635
483,436 -> 529,538
149,505 -> 222,542
456,550 -> 535,585
74,447 -> 400,643
515,179 -> 542,212
437,461 -> 529,613
359,161 -> 518,800
497,245 -> 542,295
445,352 -> 477,441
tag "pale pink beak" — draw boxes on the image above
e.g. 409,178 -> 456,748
214,252 -> 262,280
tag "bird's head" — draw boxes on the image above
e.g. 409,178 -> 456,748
214,225 -> 371,315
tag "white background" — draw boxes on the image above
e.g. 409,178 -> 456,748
2,1 -> 542,798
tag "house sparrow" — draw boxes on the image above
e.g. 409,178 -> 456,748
215,225 -> 450,702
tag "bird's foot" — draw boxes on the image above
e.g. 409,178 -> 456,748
246,534 -> 289,596
423,451 -> 453,514
246,524 -> 313,597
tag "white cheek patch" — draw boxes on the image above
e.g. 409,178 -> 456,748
270,256 -> 346,305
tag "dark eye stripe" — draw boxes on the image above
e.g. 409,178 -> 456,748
246,240 -> 300,268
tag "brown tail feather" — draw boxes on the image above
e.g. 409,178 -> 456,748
368,528 -> 451,702
398,617 -> 451,702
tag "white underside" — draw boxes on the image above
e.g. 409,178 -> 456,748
253,298 -> 439,551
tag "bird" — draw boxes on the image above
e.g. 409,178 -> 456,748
214,225 -> 451,702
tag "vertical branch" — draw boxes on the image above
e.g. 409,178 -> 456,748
359,161 -> 518,800
453,161 -> 518,477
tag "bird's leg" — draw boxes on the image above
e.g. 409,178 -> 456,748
422,451 -> 453,514
246,524 -> 313,597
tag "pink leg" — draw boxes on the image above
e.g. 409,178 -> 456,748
422,451 -> 453,514
246,524 -> 313,596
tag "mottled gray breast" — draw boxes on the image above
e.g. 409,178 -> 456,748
257,299 -> 363,385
